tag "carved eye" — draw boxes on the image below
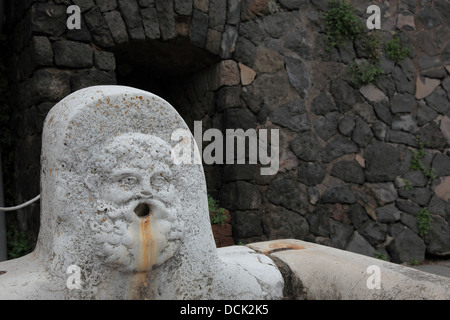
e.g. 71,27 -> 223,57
119,176 -> 139,187
151,175 -> 168,188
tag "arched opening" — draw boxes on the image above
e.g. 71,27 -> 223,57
112,38 -> 225,198
113,39 -> 220,131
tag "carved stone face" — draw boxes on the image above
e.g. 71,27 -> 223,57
87,133 -> 184,272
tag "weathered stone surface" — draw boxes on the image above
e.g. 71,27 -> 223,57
269,99 -> 310,132
174,0 -> 193,16
141,7 -> 161,39
263,206 -> 310,239
30,69 -> 71,104
361,221 -> 386,246
297,162 -> 326,186
311,92 -> 338,116
31,3 -> 67,36
31,36 -> 53,67
222,181 -> 262,210
359,84 -> 387,103
432,153 -> 450,177
345,232 -> 376,257
70,69 -> 117,92
390,93 -> 415,113
53,40 -> 93,68
209,0 -> 227,32
96,0 -> 117,12
338,114 -> 356,136
290,131 -> 321,162
330,220 -> 354,249
398,187 -> 432,207
222,108 -> 257,130
352,117 -> 373,147
441,116 -> 450,146
239,63 -> 256,85
372,121 -> 387,141
392,66 -> 414,94
103,10 -> 129,44
155,0 -> 175,40
434,176 -> 450,202
241,0 -> 270,21
330,78 -> 357,112
94,51 -> 116,71
425,88 -> 449,114
253,47 -> 284,74
227,0 -> 241,25
330,161 -> 365,184
234,37 -> 257,67
376,205 -> 401,223
391,114 -> 418,133
267,176 -> 309,214
285,56 -> 311,99
313,112 -> 338,142
397,12 -> 415,30
418,5 -> 442,29
250,70 -> 290,107
4,87 -> 286,300
426,215 -> 450,257
307,204 -> 332,237
321,135 -> 359,163
84,6 -> 115,47
117,0 -> 145,40
66,15 -> 92,42
417,101 -> 438,126
364,182 -> 398,206
386,129 -> 418,147
220,25 -> 238,58
284,27 -> 312,59
72,0 -> 95,11
416,77 -> 440,100
321,185 -> 356,204
208,60 -> 240,90
232,211 -> 262,238
419,122 -> 448,150
387,228 -> 426,263
365,141 -> 402,182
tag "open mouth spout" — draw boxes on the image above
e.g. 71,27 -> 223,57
134,203 -> 151,219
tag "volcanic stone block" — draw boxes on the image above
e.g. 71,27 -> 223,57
330,161 -> 365,184
387,228 -> 426,263
365,141 -> 402,182
53,40 -> 93,68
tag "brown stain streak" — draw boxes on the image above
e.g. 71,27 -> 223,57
265,242 -> 306,254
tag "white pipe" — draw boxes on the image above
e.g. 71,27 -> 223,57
0,194 -> 40,211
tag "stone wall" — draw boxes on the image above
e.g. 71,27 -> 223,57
3,0 -> 450,263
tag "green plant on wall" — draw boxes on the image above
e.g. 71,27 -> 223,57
385,36 -> 411,63
208,195 -> 227,226
323,0 -> 363,49
417,207 -> 432,239
410,136 -> 437,181
347,60 -> 384,87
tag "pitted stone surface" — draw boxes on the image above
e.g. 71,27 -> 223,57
0,86 -> 283,300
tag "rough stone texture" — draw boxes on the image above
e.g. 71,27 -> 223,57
249,239 -> 450,300
0,86 -> 284,300
5,0 -> 450,268
387,228 -> 427,263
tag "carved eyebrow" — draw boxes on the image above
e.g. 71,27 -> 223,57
110,170 -> 141,182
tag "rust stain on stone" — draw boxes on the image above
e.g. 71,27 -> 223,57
265,242 -> 306,254
138,215 -> 155,272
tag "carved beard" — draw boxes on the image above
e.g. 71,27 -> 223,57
88,198 -> 183,272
